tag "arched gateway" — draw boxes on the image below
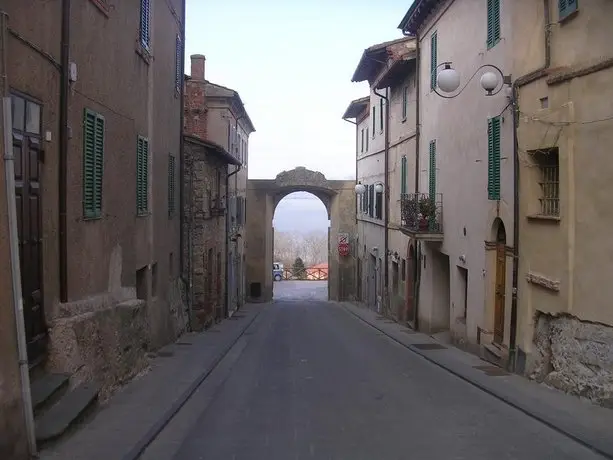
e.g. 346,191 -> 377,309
246,167 -> 357,302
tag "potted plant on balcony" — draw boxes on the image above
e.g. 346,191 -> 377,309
401,195 -> 419,230
418,196 -> 437,231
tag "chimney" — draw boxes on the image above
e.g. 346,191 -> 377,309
190,54 -> 206,81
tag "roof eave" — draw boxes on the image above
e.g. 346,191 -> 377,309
184,134 -> 241,166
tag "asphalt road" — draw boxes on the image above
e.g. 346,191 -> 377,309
144,283 -> 605,460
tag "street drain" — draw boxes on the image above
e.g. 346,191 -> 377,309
157,350 -> 174,357
412,343 -> 447,350
473,365 -> 509,376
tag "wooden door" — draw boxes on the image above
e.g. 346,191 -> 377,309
494,226 -> 506,344
12,94 -> 46,364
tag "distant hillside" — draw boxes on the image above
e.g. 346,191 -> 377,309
273,192 -> 329,234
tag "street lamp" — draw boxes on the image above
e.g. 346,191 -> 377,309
355,182 -> 366,195
435,62 -> 512,99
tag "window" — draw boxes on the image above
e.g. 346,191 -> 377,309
375,189 -> 383,219
400,155 -> 407,195
137,136 -> 149,215
487,0 -> 501,49
559,0 -> 578,20
365,128 -> 369,151
430,31 -> 438,90
140,0 -> 151,50
392,261 -> 399,293
368,184 -> 374,217
168,154 -> 176,217
401,258 -> 406,281
361,129 -> 364,153
532,148 -> 560,216
428,140 -> 436,198
402,86 -> 408,120
83,109 -> 105,219
379,98 -> 384,132
487,116 -> 501,200
175,34 -> 183,92
363,185 -> 369,214
372,107 -> 376,135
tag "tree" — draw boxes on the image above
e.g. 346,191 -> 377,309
292,257 -> 306,279
302,230 -> 328,266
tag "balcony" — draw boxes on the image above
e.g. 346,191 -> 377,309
400,193 -> 444,241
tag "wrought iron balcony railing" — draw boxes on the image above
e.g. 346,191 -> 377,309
400,193 -> 443,237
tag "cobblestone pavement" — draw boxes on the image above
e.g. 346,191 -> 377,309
141,299 -> 608,460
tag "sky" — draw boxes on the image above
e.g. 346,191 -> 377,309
184,0 -> 414,181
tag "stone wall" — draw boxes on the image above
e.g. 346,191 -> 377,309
183,140 -> 227,330
527,312 -> 613,407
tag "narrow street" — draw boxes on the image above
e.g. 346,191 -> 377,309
139,282 -> 606,460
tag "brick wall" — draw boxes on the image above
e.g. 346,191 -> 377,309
184,54 -> 207,139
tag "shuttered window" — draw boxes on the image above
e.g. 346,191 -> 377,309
430,32 -> 438,90
137,136 -> 149,215
428,140 -> 436,198
361,129 -> 364,153
559,0 -> 578,19
175,34 -> 182,93
140,0 -> 151,50
375,190 -> 383,219
372,107 -> 376,135
488,117 -> 501,200
379,98 -> 384,132
365,128 -> 369,151
487,0 -> 501,49
401,155 -> 407,195
83,109 -> 105,219
368,185 -> 374,217
168,154 -> 176,217
402,86 -> 408,120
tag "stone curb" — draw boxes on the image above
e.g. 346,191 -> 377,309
339,302 -> 613,460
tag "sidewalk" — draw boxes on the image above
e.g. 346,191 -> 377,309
340,301 -> 613,459
40,303 -> 267,460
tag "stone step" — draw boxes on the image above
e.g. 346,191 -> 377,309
30,373 -> 70,415
35,382 -> 100,443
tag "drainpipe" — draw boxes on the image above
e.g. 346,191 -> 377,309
179,0 -> 186,281
59,0 -> 70,302
508,0 -> 551,371
374,87 -> 390,316
1,11 -> 37,455
225,164 -> 242,318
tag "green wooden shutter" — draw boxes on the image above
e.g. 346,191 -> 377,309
559,0 -> 578,19
140,0 -> 151,49
83,109 -> 104,219
487,0 -> 501,49
430,32 -> 438,90
168,154 -> 176,216
137,136 -> 149,215
400,156 -> 407,195
428,140 -> 436,198
488,117 -> 501,200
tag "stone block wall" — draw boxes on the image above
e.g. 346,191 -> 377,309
527,312 -> 613,407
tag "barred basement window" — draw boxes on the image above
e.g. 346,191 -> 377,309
532,148 -> 560,216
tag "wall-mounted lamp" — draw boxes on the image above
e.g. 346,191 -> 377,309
374,183 -> 384,194
355,181 -> 366,195
435,62 -> 512,99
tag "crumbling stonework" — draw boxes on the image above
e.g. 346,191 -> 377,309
527,312 -> 613,407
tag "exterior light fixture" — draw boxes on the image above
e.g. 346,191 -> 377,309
374,183 -> 384,194
355,182 -> 366,195
435,62 -> 511,99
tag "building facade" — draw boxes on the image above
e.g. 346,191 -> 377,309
346,37 -> 418,321
399,0 -> 515,355
512,0 -> 613,404
185,54 -> 255,318
1,0 -> 186,451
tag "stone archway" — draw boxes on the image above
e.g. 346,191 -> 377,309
245,167 -> 356,302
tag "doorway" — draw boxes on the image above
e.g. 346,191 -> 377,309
11,93 -> 46,364
405,243 -> 416,326
494,221 -> 506,344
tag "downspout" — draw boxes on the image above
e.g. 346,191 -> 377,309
508,0 -> 551,371
1,11 -> 37,455
374,87 -> 390,316
225,164 -> 242,318
59,0 -> 70,302
179,0 -> 186,281
405,28 -> 421,330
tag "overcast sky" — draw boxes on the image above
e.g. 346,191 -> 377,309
184,0 -> 413,181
